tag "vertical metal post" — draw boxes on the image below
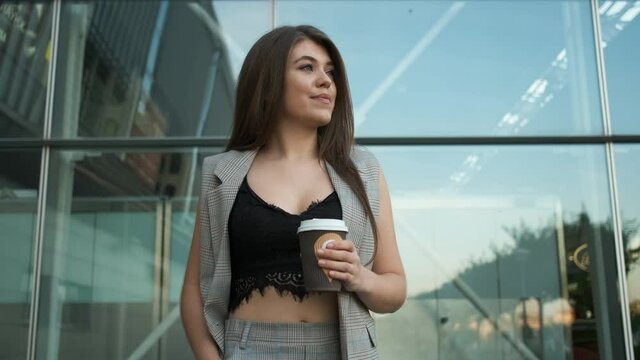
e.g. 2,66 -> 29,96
26,1 -> 60,359
271,0 -> 276,29
159,199 -> 172,360
591,0 -> 635,358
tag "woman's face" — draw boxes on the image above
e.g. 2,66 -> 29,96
280,39 -> 337,128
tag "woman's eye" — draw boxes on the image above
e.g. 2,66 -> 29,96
300,64 -> 313,72
326,69 -> 336,79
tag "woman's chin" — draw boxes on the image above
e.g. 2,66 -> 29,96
311,114 -> 333,127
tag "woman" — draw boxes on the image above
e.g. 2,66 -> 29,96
181,25 -> 406,360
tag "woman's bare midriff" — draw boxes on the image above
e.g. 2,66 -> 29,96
229,287 -> 339,323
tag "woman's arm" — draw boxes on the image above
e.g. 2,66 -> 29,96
317,168 -> 407,313
180,201 -> 222,360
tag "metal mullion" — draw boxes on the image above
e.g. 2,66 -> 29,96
26,1 -> 61,360
271,0 -> 276,29
3,135 -> 640,150
591,0 -> 635,359
159,198 -> 173,360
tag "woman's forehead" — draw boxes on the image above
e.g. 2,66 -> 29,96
289,39 -> 333,65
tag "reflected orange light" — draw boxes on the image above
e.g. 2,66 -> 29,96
515,298 -> 542,331
543,298 -> 575,326
498,313 -> 513,332
468,318 -> 479,331
629,300 -> 640,316
479,319 -> 494,340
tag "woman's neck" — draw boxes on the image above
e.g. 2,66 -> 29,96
261,122 -> 319,161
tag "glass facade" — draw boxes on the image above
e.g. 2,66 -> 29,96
33,148 -> 217,359
371,145 -> 624,359
1,1 -> 638,359
277,0 -> 603,137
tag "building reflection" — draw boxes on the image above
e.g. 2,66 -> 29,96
399,209 -> 635,359
53,1 -> 235,139
0,3 -> 52,138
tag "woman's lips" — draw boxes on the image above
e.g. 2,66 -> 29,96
311,96 -> 331,104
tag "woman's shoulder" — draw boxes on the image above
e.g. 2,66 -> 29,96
350,145 -> 380,170
202,149 -> 245,174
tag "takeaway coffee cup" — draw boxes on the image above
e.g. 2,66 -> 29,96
297,218 -> 349,292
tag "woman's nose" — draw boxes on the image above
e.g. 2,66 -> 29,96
316,71 -> 332,88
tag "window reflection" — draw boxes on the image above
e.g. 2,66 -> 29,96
0,3 -> 52,138
0,150 -> 41,359
53,1 -> 270,138
614,145 -> 640,357
599,1 -> 640,134
278,0 -> 602,137
371,145 -> 623,359
35,148 -> 217,360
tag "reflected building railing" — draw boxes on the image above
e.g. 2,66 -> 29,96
0,3 -> 52,138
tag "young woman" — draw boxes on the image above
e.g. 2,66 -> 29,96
181,25 -> 406,360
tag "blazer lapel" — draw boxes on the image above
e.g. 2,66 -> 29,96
213,148 -> 259,187
206,148 -> 258,275
325,161 -> 366,251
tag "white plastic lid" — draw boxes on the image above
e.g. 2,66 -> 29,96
297,218 -> 348,234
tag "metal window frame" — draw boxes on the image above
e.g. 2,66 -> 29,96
1,134 -> 640,150
591,0 -> 635,359
26,1 -> 61,360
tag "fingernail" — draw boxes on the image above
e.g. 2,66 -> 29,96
326,242 -> 334,249
317,249 -> 324,255
318,260 -> 325,266
321,239 -> 335,250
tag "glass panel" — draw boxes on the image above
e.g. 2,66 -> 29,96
52,1 -> 270,138
277,0 -> 603,137
212,0 -> 272,79
0,150 -> 41,359
598,1 -> 640,134
613,144 -> 640,357
0,3 -> 53,138
35,148 -> 218,360
160,197 -> 197,359
371,145 -> 625,359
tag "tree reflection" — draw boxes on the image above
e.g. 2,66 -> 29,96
414,210 -> 638,359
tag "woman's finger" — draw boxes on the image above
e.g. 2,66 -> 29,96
327,270 -> 354,282
317,248 -> 358,263
325,239 -> 355,252
318,259 -> 354,273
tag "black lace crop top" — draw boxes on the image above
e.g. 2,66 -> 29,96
227,176 -> 342,312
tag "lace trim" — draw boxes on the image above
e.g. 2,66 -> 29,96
229,270 -> 313,311
243,177 -> 337,217
266,200 -> 321,213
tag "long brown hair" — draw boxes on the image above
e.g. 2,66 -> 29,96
225,25 -> 378,263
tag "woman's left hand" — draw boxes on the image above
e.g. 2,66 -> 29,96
316,240 -> 372,292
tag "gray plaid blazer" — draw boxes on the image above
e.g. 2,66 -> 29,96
198,145 -> 380,359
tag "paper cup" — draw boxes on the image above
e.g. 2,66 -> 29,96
297,218 -> 348,291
